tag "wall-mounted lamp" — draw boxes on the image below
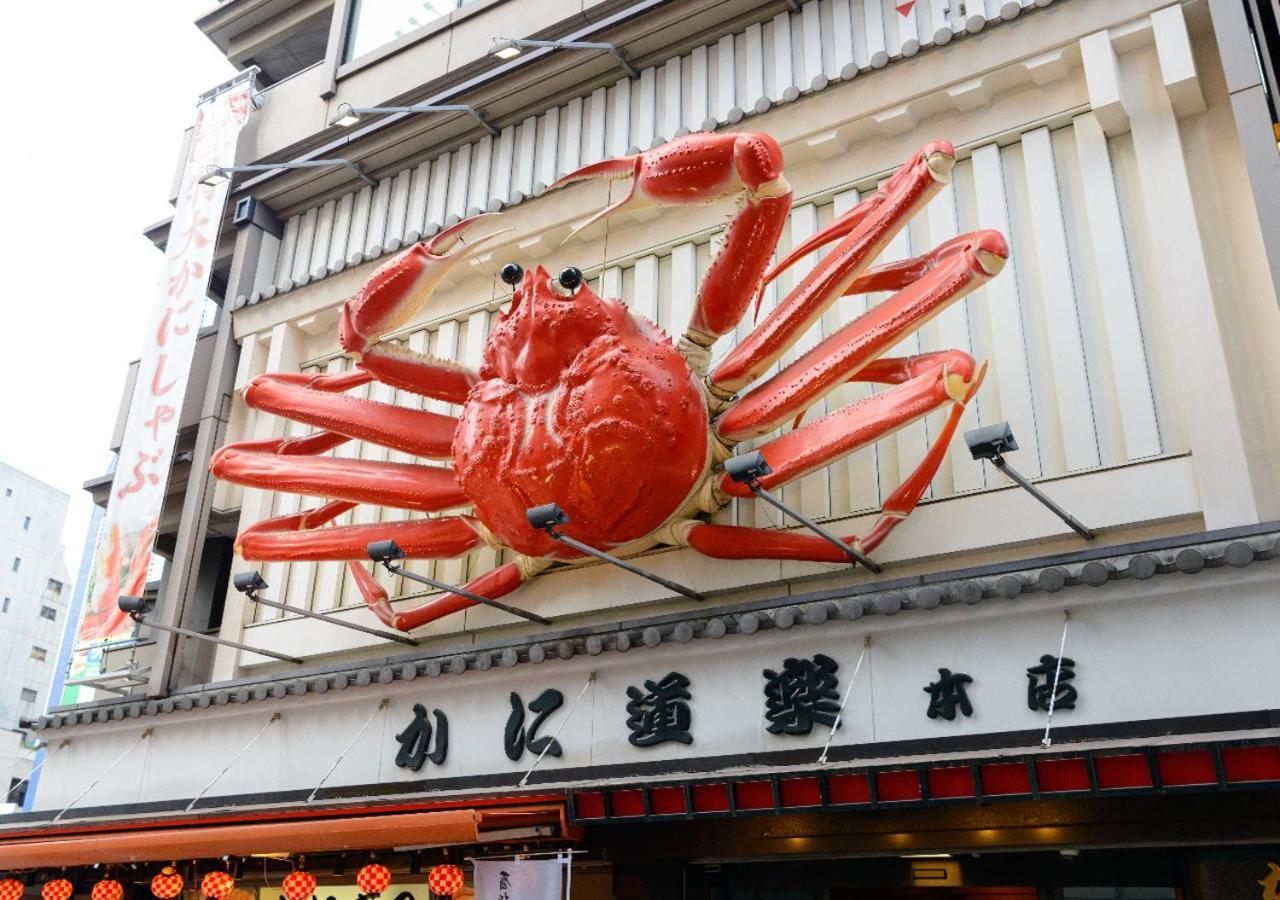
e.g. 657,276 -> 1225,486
331,101 -> 500,136
526,503 -> 705,601
488,37 -> 640,78
198,158 -> 378,189
118,594 -> 303,665
366,540 -> 552,625
232,571 -> 419,647
965,422 -> 1095,540
724,451 -> 883,573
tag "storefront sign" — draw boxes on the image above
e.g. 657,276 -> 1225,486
473,860 -> 561,900
65,74 -> 256,701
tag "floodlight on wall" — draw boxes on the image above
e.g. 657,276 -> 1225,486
964,422 -> 1095,540
526,503 -> 705,601
488,37 -> 640,78
330,102 -> 500,136
723,451 -> 883,574
366,540 -> 552,625
117,595 -> 304,665
232,570 -> 419,647
198,158 -> 378,188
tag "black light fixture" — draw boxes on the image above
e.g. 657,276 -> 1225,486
965,422 -> 1095,540
526,504 -> 705,601
488,37 -> 640,78
199,159 -> 378,188
232,571 -> 419,647
331,101 -> 500,136
118,595 -> 304,665
723,451 -> 883,573
366,541 -> 552,625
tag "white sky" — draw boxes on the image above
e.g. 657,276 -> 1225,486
0,4 -> 234,582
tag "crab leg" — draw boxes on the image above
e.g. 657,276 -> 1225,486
710,141 -> 957,396
682,522 -> 857,564
717,230 -> 1007,441
553,133 -> 792,347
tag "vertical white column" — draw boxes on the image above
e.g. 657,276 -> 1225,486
275,215 -> 299,291
426,152 -> 452,229
632,255 -> 660,323
669,243 -> 697,340
445,143 -> 473,222
636,66 -> 657,150
585,87 -> 607,165
608,77 -> 632,156
831,0 -> 858,80
291,207 -> 317,287
489,125 -> 516,211
863,0 -> 889,68
467,135 -> 493,216
405,160 -> 432,243
311,200 -> 336,280
559,96 -> 583,179
745,23 -> 768,113
328,192 -> 354,272
716,34 -> 742,122
364,175 -> 392,258
690,46 -> 710,131
771,12 -> 800,103
346,184 -> 372,266
801,0 -> 826,90
384,167 -> 412,251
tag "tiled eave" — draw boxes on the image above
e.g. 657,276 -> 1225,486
32,521 -> 1280,731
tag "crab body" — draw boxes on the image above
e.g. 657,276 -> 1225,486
212,132 -> 1010,633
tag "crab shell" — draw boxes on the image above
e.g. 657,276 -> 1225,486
453,265 -> 711,560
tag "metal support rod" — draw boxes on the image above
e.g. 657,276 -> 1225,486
216,159 -> 378,187
500,38 -> 640,77
54,730 -> 150,821
247,593 -> 419,646
545,531 -> 705,601
748,484 -> 883,573
131,614 -> 303,664
519,673 -> 596,787
186,713 -> 280,810
380,561 -> 552,626
344,104 -> 500,136
307,699 -> 388,803
818,636 -> 870,764
992,456 -> 1095,540
1041,611 -> 1071,749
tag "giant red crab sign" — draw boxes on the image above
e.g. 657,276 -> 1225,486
212,132 -> 1008,633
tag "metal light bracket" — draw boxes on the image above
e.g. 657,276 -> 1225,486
201,158 -> 378,188
332,101 -> 500,136
490,37 -> 640,78
232,572 -> 419,647
118,596 -> 303,665
526,504 -> 706,601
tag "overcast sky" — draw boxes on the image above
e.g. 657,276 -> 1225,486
0,4 -> 234,578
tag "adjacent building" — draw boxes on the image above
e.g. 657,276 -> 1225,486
0,463 -> 70,812
3,0 -> 1280,897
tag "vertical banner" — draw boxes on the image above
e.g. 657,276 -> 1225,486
473,859 -> 564,899
66,75 -> 256,691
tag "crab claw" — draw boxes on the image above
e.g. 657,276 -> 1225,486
550,154 -> 647,244
339,213 -> 511,356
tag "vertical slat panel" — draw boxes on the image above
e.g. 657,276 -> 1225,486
831,0 -> 858,79
893,0 -> 920,57
661,57 -> 682,140
636,66 -> 657,149
328,192 -> 354,272
275,215 -> 299,290
364,176 -> 392,258
863,0 -> 889,67
489,125 -> 516,211
535,107 -> 559,192
467,135 -> 493,216
668,243 -> 697,340
690,45 -> 710,130
745,23 -> 767,112
1072,113 -> 1161,461
608,78 -> 632,156
311,356 -> 352,611
716,34 -> 740,121
969,142 -> 1040,478
598,266 -> 623,300
801,0 -> 826,90
427,152 -> 451,229
770,12 -> 797,102
405,160 -> 432,242
291,207 -> 318,287
559,97 -> 583,179
585,87 -> 607,165
346,184 -> 373,266
311,201 -> 336,280
632,255 -> 659,322
1020,127 -> 1100,472
446,143 -> 473,222
385,168 -> 412,251
925,0 -> 954,45
514,117 -> 537,200
460,311 -> 495,583
279,414 -> 316,616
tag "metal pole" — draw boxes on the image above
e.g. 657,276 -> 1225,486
519,674 -> 596,787
133,615 -> 304,664
383,562 -> 552,625
993,457 -> 1095,540
248,594 -> 418,646
750,485 -> 883,573
547,532 -> 705,601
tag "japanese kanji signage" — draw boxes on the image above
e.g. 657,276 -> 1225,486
66,74 -> 256,695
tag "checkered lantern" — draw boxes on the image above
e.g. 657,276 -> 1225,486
426,865 -> 464,897
151,868 -> 184,900
355,864 -> 391,897
281,870 -> 316,900
91,881 -> 123,900
41,880 -> 72,900
200,871 -> 235,900
0,879 -> 24,900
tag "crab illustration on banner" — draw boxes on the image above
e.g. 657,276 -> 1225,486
213,133 -> 1008,632
42,880 -> 73,900
151,867 -> 184,899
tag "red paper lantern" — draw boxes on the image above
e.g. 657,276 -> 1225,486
151,867 -> 184,900
201,872 -> 235,900
42,881 -> 72,900
426,865 -> 464,897
91,881 -> 123,900
0,880 -> 24,900
281,871 -> 316,900
355,864 -> 391,897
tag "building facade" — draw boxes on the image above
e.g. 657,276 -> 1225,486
0,463 -> 70,812
3,0 -> 1280,897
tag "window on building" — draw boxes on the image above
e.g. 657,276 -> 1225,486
39,606 -> 56,621
42,579 -> 63,602
19,688 -> 36,703
10,558 -> 18,573
21,516 -> 30,530
6,777 -> 26,807
344,0 -> 464,63
30,646 -> 46,662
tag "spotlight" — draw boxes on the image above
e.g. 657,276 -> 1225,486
526,503 -> 570,531
490,38 -> 522,60
723,450 -> 772,485
328,101 -> 500,136
232,571 -> 268,594
366,539 -> 407,562
332,102 -> 362,128
488,37 -> 639,78
198,166 -> 230,187
117,595 -> 153,615
964,422 -> 1094,540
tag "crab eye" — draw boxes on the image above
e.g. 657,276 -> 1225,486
552,266 -> 583,297
500,263 -> 523,286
